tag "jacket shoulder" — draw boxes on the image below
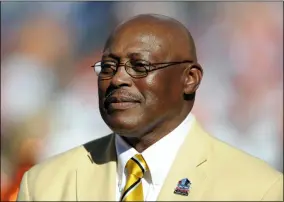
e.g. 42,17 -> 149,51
210,135 -> 282,177
18,134 -> 114,201
28,134 -> 114,178
207,135 -> 282,199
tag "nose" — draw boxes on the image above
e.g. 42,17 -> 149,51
110,63 -> 132,87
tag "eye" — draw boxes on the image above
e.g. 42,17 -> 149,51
101,61 -> 116,69
100,61 -> 116,74
131,60 -> 149,72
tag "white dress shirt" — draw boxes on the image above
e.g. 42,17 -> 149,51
115,113 -> 195,201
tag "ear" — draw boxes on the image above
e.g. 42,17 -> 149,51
183,63 -> 203,95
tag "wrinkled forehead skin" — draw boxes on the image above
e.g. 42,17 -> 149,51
103,14 -> 197,62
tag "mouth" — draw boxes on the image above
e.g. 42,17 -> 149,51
108,102 -> 140,111
104,95 -> 140,112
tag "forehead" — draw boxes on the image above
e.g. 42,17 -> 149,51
103,28 -> 171,61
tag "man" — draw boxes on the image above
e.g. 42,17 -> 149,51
17,14 -> 283,201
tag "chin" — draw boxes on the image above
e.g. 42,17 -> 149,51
101,111 -> 144,137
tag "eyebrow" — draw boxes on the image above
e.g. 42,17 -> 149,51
102,52 -> 147,60
102,53 -> 120,60
126,52 -> 144,58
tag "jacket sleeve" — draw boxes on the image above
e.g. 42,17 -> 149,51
261,174 -> 283,201
17,172 -> 31,201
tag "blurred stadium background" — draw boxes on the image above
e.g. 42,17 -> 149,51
1,1 -> 283,201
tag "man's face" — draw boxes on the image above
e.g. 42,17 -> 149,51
98,27 -> 185,137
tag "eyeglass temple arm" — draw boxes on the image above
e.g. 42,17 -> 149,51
148,61 -> 194,71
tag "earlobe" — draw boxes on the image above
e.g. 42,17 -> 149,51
183,63 -> 203,95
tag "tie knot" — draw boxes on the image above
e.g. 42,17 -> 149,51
125,154 -> 148,179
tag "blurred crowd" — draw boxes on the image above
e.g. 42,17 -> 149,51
1,2 -> 283,201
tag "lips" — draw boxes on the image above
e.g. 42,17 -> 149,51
104,92 -> 141,111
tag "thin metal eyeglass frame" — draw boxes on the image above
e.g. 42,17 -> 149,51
91,60 -> 197,79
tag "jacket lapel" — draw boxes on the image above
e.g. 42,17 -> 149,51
157,119 -> 211,201
76,134 -> 117,201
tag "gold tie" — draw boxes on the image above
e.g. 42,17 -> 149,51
120,154 -> 149,201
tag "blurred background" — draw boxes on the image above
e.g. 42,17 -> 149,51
1,1 -> 283,200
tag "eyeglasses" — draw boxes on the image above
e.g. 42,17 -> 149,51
91,59 -> 195,79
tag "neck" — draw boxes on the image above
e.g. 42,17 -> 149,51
123,105 -> 192,153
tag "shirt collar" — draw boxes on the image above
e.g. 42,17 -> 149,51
115,135 -> 138,186
115,113 -> 195,185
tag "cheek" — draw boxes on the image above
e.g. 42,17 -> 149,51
98,80 -> 108,94
98,81 -> 109,103
138,73 -> 176,109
